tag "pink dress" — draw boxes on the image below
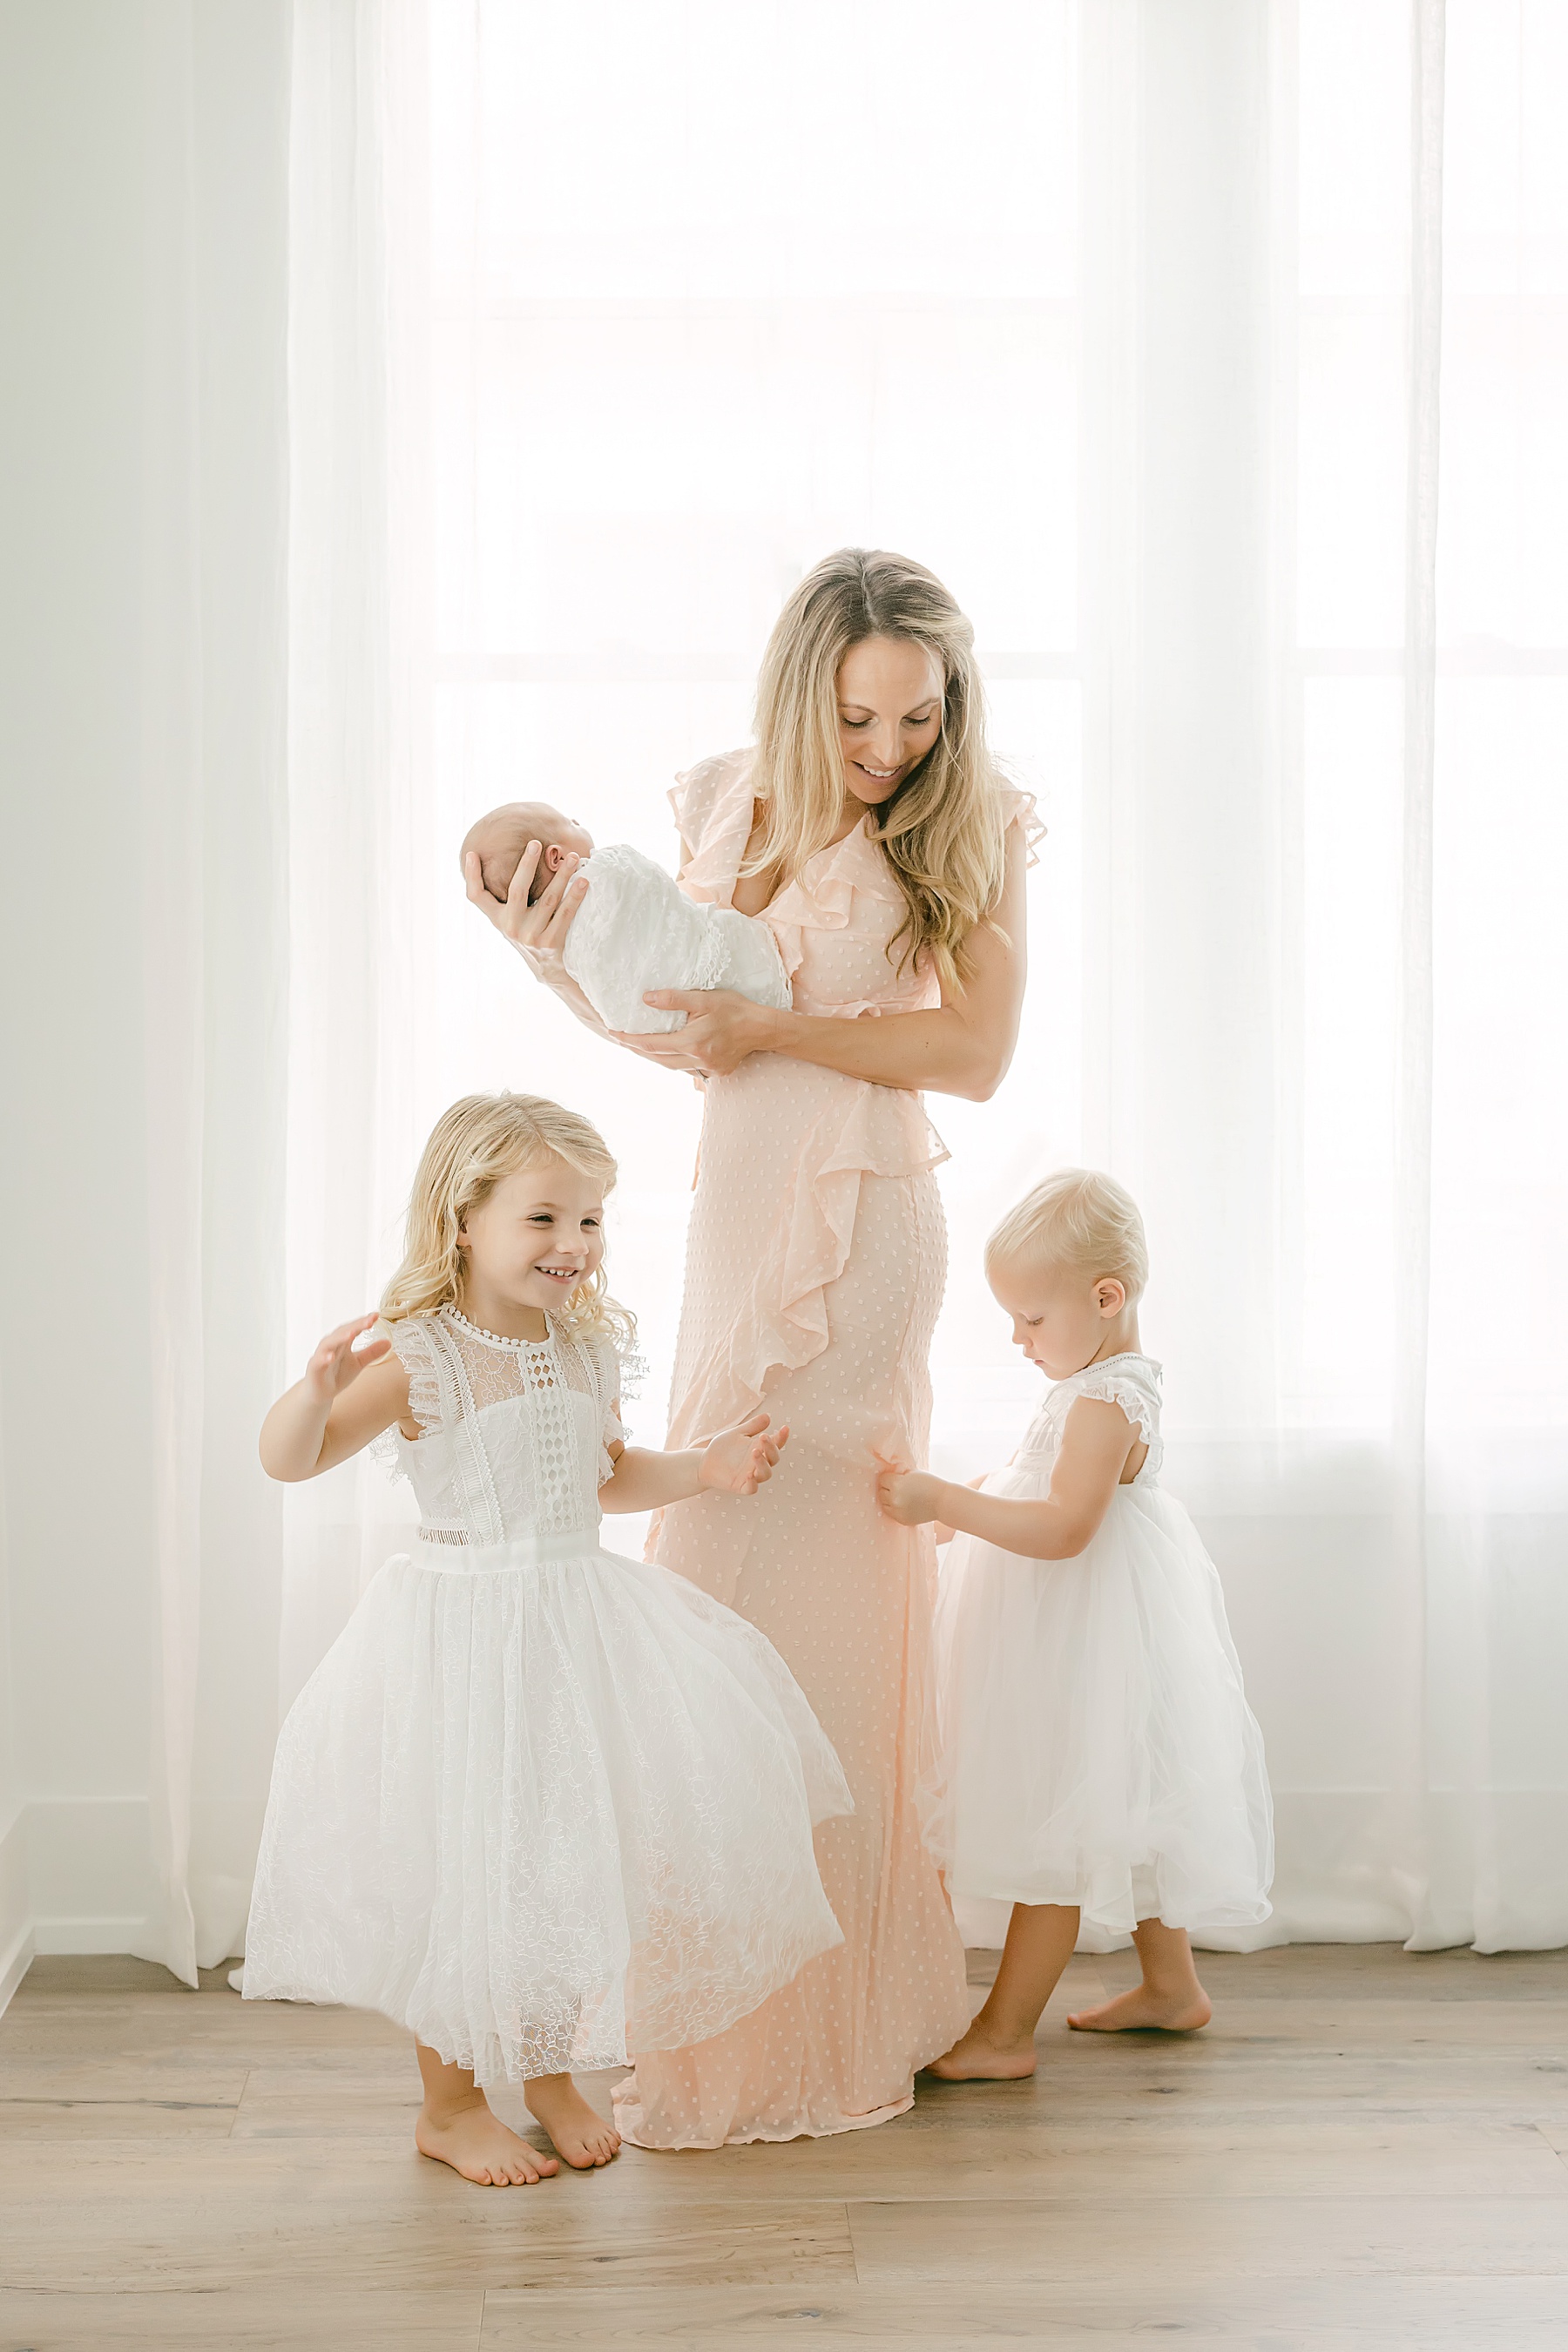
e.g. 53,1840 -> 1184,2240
612,749 -> 1034,2148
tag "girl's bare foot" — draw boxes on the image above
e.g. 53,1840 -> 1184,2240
925,2022 -> 1038,2081
416,2092 -> 558,2185
1067,1984 -> 1212,2032
525,2072 -> 622,2167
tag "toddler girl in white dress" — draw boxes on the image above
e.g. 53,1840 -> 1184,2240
247,1092 -> 850,2185
878,1169 -> 1272,2078
462,800 -> 792,1034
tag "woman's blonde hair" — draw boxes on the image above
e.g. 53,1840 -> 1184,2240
986,1168 -> 1149,1304
747,548 -> 1010,990
380,1092 -> 636,1351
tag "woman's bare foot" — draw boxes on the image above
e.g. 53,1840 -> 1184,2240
1067,1984 -> 1212,2032
416,2092 -> 558,2185
924,2021 -> 1038,2081
525,2072 -> 622,2167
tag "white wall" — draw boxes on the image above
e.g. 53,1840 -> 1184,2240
0,0 -> 290,1992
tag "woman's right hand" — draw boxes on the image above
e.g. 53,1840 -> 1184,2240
463,841 -> 590,991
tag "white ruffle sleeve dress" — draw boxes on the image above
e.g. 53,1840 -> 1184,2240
240,1306 -> 852,2084
928,1352 -> 1274,1950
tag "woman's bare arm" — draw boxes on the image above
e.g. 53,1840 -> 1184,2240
624,825 -> 1029,1103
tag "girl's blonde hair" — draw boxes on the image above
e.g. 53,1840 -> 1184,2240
747,547 -> 1010,990
381,1092 -> 636,1352
986,1168 -> 1149,1303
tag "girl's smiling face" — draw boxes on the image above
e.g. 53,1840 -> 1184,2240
835,635 -> 945,810
988,1255 -> 1132,1382
456,1155 -> 605,1336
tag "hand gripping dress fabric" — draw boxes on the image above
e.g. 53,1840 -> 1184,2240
240,1307 -> 852,2085
926,1353 -> 1274,1954
612,748 -> 1044,2148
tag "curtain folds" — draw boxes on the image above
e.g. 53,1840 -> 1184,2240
130,0 -> 290,1983
257,0 -> 1566,1963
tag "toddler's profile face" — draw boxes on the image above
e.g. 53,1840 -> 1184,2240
988,1256 -> 1128,1382
462,802 -> 596,904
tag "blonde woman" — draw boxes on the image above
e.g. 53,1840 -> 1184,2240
466,551 -> 1039,2145
245,1093 -> 850,2188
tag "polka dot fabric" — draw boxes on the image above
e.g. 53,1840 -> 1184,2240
612,752 -> 1036,2148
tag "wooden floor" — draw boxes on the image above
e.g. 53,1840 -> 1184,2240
2,1946 -> 1567,2349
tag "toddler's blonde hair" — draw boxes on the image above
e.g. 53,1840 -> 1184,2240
381,1092 -> 636,1353
986,1167 -> 1148,1303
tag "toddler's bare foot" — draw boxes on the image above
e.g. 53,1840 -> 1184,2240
416,2092 -> 557,2185
1067,1984 -> 1212,2033
924,2021 -> 1038,2081
525,2072 -> 622,2167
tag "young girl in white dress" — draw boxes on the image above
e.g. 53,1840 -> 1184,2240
877,1169 -> 1272,2078
247,1092 -> 851,2184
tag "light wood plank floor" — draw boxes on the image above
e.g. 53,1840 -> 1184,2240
2,1943 -> 1567,2348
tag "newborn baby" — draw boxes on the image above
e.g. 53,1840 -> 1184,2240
462,801 -> 792,1035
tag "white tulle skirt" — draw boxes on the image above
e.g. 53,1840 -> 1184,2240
242,1531 -> 853,2084
927,1481 -> 1273,1949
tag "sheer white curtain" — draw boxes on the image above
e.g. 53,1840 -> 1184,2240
282,0 -> 1568,1952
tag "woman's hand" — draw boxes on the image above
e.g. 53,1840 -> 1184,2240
613,989 -> 784,1078
699,1410 -> 791,1497
302,1312 -> 391,1406
463,842 -> 591,988
875,1463 -> 945,1527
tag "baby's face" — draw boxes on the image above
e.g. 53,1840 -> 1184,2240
462,802 -> 596,904
988,1256 -> 1128,1381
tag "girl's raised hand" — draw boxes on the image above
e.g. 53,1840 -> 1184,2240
302,1313 -> 391,1406
876,1463 -> 943,1527
463,843 -> 590,982
700,1410 -> 791,1497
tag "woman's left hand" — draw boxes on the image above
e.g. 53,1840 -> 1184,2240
612,989 -> 782,1078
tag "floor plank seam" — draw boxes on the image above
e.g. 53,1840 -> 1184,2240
226,2066 -> 252,2139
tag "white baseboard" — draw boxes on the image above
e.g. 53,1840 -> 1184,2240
0,1917 -> 34,2021
30,1915 -> 152,1957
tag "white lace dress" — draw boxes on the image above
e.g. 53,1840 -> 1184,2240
564,842 -> 792,1034
241,1307 -> 852,2083
928,1354 -> 1274,1949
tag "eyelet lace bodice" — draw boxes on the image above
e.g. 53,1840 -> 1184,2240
373,1307 -> 629,1546
1012,1351 -> 1165,1486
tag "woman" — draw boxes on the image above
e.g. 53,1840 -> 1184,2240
466,548 -> 1037,2144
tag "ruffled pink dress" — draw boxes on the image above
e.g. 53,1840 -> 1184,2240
612,749 -> 1034,2148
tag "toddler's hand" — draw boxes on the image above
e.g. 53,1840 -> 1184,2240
700,1410 -> 790,1497
302,1312 -> 390,1406
876,1464 -> 943,1527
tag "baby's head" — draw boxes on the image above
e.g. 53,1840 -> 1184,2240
984,1168 -> 1147,1380
462,801 -> 596,905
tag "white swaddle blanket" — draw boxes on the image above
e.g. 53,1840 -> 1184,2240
562,843 -> 792,1034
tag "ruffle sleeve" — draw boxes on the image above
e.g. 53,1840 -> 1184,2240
590,1324 -> 645,1485
1071,1365 -> 1161,1450
998,780 -> 1046,867
367,1316 -> 443,1471
670,747 -> 757,907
